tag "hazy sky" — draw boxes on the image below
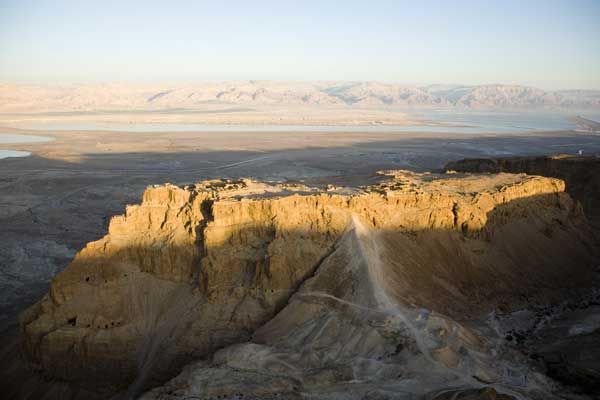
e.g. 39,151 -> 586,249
1,0 -> 599,89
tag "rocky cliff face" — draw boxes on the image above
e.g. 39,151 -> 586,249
20,171 -> 599,399
445,155 -> 600,230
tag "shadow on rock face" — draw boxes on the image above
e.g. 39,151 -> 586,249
446,155 -> 600,397
445,155 -> 600,232
7,171 -> 599,400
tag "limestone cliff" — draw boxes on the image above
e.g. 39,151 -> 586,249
445,155 -> 600,229
20,171 -> 598,398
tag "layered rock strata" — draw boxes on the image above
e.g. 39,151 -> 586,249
20,171 -> 598,398
445,155 -> 600,229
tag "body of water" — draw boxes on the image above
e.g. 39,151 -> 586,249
0,134 -> 54,144
414,110 -> 589,132
0,134 -> 53,159
0,150 -> 32,159
7,110 -> 600,134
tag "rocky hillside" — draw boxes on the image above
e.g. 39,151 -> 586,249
1,82 -> 599,112
18,170 -> 599,399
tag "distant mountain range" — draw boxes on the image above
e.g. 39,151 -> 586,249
1,82 -> 599,112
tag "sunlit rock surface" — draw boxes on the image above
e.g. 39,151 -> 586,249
446,155 -> 600,398
20,170 -> 599,399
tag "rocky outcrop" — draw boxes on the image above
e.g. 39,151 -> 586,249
445,155 -> 600,229
20,171 -> 598,398
446,155 -> 600,398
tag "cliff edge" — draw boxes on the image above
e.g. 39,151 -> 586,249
20,171 -> 598,399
